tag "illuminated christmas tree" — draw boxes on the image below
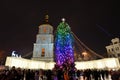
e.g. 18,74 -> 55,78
54,18 -> 74,67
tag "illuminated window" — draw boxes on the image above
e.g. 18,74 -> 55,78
41,48 -> 45,57
43,27 -> 46,33
42,37 -> 45,40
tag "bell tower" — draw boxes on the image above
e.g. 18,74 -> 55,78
32,15 -> 54,62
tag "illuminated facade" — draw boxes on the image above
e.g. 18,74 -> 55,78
5,57 -> 120,70
32,16 -> 54,62
106,38 -> 120,61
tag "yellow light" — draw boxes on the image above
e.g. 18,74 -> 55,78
82,51 -> 87,56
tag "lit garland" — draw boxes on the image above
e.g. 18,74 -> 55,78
54,20 -> 74,66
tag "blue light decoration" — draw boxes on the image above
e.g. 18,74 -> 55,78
54,18 -> 74,67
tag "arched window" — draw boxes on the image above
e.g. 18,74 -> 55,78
41,48 -> 45,57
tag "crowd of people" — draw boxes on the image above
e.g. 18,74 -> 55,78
0,66 -> 120,80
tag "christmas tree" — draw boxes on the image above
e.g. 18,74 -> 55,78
54,18 -> 74,68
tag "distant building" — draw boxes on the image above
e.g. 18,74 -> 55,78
32,15 -> 54,62
106,38 -> 120,61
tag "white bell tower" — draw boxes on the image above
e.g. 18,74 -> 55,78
32,15 -> 54,62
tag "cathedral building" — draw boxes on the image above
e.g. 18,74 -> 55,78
32,15 -> 54,62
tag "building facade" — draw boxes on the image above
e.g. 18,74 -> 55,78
106,38 -> 120,61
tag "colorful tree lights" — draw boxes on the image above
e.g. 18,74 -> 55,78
54,19 -> 74,67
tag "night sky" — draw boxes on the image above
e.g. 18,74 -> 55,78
0,0 -> 120,57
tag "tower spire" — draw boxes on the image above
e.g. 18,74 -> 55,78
45,15 -> 49,23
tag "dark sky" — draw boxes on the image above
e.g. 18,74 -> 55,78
0,0 -> 120,56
